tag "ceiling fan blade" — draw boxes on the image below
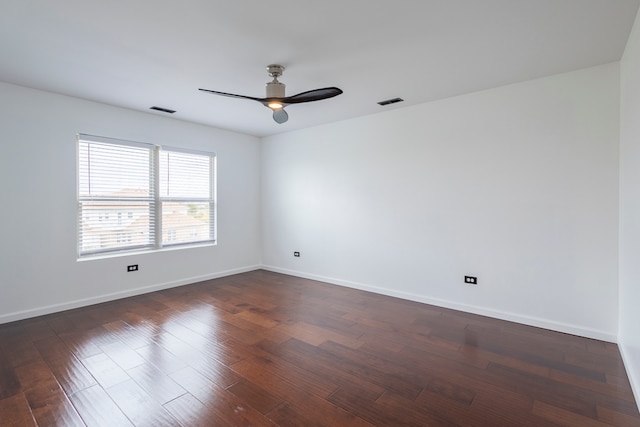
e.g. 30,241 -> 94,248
198,88 -> 265,102
282,87 -> 343,104
273,108 -> 289,124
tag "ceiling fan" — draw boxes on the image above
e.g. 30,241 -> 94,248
199,64 -> 343,124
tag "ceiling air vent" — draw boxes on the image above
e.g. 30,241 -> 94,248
150,106 -> 176,114
377,97 -> 404,106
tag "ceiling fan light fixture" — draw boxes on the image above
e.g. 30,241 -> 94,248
265,75 -> 286,110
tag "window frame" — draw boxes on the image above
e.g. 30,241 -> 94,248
77,134 -> 216,258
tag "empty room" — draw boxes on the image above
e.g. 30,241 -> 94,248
2,1 -> 640,426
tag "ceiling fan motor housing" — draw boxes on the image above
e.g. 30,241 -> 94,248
266,64 -> 286,98
266,80 -> 285,98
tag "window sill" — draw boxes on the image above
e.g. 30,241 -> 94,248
77,241 -> 216,262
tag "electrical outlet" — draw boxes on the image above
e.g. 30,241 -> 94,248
294,251 -> 300,257
464,276 -> 477,285
127,264 -> 138,272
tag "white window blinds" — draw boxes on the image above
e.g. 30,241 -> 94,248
77,134 -> 215,257
159,149 -> 215,246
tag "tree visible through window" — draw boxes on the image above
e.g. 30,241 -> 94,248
77,134 -> 216,256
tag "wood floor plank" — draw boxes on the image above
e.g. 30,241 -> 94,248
532,400 -> 613,427
266,402 -> 328,427
0,393 -> 37,427
126,362 -> 187,405
168,318 -> 247,366
317,339 -> 426,400
81,352 -> 131,389
102,319 -> 158,350
163,392 -> 229,427
416,385 -> 561,427
229,354 -> 374,427
43,353 -> 97,396
105,379 -> 180,427
228,357 -> 382,426
59,329 -> 107,360
69,384 -> 134,427
217,335 -> 272,362
274,320 -> 364,349
549,368 -> 637,403
152,331 -> 242,388
233,309 -> 281,329
135,342 -> 189,375
597,404 -> 640,426
256,338 -> 384,400
33,335 -> 76,362
564,349 -> 628,379
0,347 -> 21,400
0,318 -> 56,344
458,342 -> 548,374
168,366 -> 276,426
14,360 -> 85,427
161,317 -> 226,349
329,386 -> 450,427
231,352 -> 339,400
469,385 -> 557,427
226,379 -> 283,414
489,359 -> 640,421
1,340 -> 42,369
277,386 -> 375,427
33,335 -> 97,396
213,309 -> 289,345
424,376 -> 476,405
99,340 -> 146,371
485,361 -> 599,419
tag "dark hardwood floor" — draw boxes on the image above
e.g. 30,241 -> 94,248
0,270 -> 638,426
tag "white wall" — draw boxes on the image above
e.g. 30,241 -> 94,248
620,6 -> 640,406
0,82 -> 261,323
261,63 -> 620,341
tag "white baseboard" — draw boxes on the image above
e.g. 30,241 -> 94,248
260,265 -> 617,343
1,264 -> 617,344
0,265 -> 261,325
619,343 -> 640,412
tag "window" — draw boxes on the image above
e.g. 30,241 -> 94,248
77,134 -> 216,257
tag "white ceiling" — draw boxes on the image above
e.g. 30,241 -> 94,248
1,1 -> 639,137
